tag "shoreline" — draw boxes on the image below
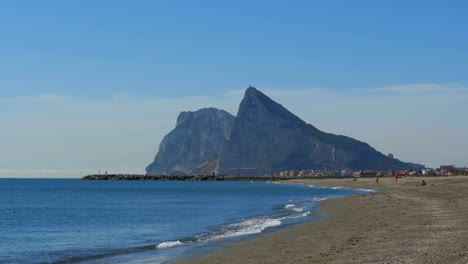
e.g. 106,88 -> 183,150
171,176 -> 468,264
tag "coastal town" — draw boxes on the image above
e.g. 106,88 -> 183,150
82,164 -> 468,181
267,165 -> 468,179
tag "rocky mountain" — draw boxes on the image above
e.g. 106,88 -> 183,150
218,87 -> 420,175
146,87 -> 422,175
146,108 -> 234,174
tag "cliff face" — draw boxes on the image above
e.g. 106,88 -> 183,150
147,87 -> 422,175
145,108 -> 234,174
219,87 -> 418,174
218,87 -> 320,175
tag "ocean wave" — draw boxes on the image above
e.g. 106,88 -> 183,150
353,188 -> 377,192
216,217 -> 282,238
155,199 -> 320,251
307,184 -> 376,194
156,240 -> 183,249
278,211 -> 311,221
267,181 -> 281,184
312,197 -> 328,202
153,217 -> 285,251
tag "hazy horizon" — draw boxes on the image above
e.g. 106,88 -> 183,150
1,1 -> 467,178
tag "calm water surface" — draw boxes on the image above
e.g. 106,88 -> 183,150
0,179 -> 374,263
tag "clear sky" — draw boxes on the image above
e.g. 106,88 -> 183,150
1,1 -> 468,177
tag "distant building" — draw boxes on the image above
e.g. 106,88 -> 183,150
341,169 -> 353,177
290,170 -> 299,177
435,168 -> 446,176
440,165 -> 456,171
421,168 -> 435,176
388,153 -> 394,159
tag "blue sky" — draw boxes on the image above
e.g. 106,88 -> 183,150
1,1 -> 468,177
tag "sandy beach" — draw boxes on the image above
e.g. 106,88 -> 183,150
172,176 -> 468,264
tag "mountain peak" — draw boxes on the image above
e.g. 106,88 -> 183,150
244,85 -> 260,95
243,86 -> 269,101
238,86 -> 305,127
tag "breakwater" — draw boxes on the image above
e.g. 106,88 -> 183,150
81,174 -> 307,181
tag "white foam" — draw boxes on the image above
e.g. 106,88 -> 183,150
312,197 -> 328,202
354,188 -> 377,192
292,207 -> 304,212
331,186 -> 344,189
211,218 -> 282,240
279,211 -> 311,220
156,240 -> 183,249
285,204 -> 295,209
231,218 -> 282,233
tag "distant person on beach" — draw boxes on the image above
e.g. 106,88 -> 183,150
421,180 -> 427,186
353,177 -> 357,182
375,176 -> 379,184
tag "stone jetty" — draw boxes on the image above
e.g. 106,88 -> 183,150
81,174 -> 302,181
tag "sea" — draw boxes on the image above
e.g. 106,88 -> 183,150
0,179 -> 374,264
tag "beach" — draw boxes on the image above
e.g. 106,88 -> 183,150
172,176 -> 468,264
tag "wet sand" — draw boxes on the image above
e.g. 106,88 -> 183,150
172,176 -> 468,264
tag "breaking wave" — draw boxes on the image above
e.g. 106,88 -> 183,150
156,240 -> 183,249
153,198 -> 320,252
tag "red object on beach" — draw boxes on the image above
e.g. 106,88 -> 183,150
397,172 -> 405,177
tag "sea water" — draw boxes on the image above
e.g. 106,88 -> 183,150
0,179 -> 374,263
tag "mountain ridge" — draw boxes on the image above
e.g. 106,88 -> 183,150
146,87 -> 423,175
